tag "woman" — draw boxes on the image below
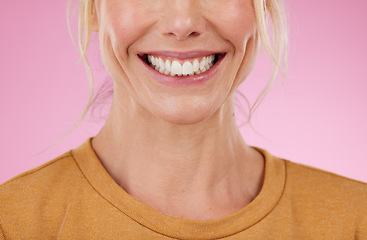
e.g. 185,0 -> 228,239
1,0 -> 366,239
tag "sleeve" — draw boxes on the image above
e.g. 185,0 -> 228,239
0,224 -> 4,240
356,214 -> 367,240
355,186 -> 367,240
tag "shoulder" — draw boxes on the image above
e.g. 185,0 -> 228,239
284,159 -> 367,198
0,151 -> 89,238
282,160 -> 367,234
0,151 -> 79,195
0,152 -> 84,216
0,151 -> 86,204
0,150 -> 87,205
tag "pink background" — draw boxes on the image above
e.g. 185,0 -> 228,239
1,0 -> 366,183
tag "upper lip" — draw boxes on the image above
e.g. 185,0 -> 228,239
138,51 -> 225,59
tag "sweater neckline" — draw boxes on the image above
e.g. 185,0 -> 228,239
72,138 -> 285,239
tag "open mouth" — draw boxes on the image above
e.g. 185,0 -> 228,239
139,53 -> 225,77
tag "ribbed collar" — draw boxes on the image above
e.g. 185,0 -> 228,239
72,138 -> 285,239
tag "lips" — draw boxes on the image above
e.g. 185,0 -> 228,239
138,51 -> 226,87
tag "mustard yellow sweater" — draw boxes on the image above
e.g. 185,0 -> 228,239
1,138 -> 366,239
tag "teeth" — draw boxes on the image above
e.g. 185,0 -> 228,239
199,57 -> 207,71
147,55 -> 152,64
151,56 -> 156,66
165,60 -> 171,72
171,61 -> 182,76
182,62 -> 194,76
158,58 -> 165,73
164,60 -> 171,75
193,59 -> 199,72
147,54 -> 216,76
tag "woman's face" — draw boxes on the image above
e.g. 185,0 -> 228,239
92,0 -> 259,125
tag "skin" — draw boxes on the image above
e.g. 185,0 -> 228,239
91,0 -> 265,220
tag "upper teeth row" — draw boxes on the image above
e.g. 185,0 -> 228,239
147,54 -> 215,76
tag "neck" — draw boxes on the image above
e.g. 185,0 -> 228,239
92,94 -> 264,220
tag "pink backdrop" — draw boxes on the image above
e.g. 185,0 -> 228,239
1,0 -> 366,183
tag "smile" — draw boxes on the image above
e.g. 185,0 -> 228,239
138,52 -> 226,87
140,53 -> 225,77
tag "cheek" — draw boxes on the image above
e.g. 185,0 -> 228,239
203,0 -> 258,91
100,1 -> 156,59
205,0 -> 257,51
98,1 -> 158,82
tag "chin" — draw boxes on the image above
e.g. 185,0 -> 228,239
154,105 -> 216,126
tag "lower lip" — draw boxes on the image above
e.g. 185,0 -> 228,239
140,55 -> 225,87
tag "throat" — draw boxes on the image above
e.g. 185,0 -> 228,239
130,177 -> 259,221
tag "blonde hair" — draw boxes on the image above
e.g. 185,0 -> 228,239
67,0 -> 288,130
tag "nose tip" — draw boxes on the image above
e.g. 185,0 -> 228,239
157,1 -> 206,41
165,17 -> 202,40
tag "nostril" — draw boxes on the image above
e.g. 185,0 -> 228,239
168,31 -> 201,41
189,32 -> 200,37
166,31 -> 199,41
